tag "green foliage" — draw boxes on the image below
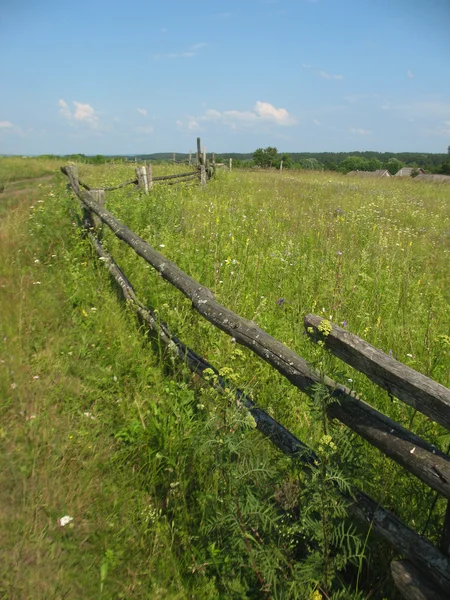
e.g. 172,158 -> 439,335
385,157 -> 404,175
253,146 -> 279,168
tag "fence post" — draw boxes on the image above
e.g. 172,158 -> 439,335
203,146 -> 206,166
280,160 -> 283,173
200,165 -> 206,187
197,137 -> 201,165
189,150 -> 192,166
136,166 -> 149,194
147,164 -> 153,190
172,152 -> 176,164
229,158 -> 232,171
90,189 -> 105,234
212,153 -> 216,176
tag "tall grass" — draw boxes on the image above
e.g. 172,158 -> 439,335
1,159 -> 449,599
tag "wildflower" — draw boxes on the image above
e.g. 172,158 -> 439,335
34,259 -> 40,263
389,349 -> 393,358
341,320 -> 348,328
276,297 -> 285,306
337,250 -> 342,256
10,383 -> 17,390
33,281 -> 41,285
406,353 -> 413,358
83,412 -> 96,420
59,515 -> 74,527
33,375 -> 39,380
159,244 -> 165,248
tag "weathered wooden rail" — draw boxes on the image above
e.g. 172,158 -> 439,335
62,164 -> 450,598
74,138 -> 215,194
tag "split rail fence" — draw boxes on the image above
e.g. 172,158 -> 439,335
62,164 -> 450,599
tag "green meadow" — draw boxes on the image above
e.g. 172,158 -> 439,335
1,159 -> 449,599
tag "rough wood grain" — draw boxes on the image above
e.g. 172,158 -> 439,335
304,314 -> 450,431
61,166 -> 450,501
391,559 -> 449,600
152,171 -> 198,181
136,166 -> 149,193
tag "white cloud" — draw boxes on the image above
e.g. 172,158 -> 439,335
302,63 -> 312,69
178,101 -> 296,132
73,102 -> 98,125
59,99 -> 100,128
313,119 -> 322,126
58,99 -> 71,120
350,127 -> 372,135
137,108 -> 147,117
254,101 -> 294,124
407,70 -> 414,79
0,121 -> 14,128
153,42 -> 207,60
319,71 -> 344,80
177,118 -> 201,131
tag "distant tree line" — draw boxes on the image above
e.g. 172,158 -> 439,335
216,147 -> 450,175
35,146 -> 450,175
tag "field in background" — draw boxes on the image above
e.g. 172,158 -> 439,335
1,158 -> 449,599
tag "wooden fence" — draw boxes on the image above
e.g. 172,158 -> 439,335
74,138 -> 216,194
62,165 -> 450,599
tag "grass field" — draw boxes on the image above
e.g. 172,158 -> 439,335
1,158 -> 449,599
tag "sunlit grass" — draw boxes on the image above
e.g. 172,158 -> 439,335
1,160 -> 449,599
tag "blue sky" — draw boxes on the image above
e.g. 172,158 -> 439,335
1,0 -> 449,155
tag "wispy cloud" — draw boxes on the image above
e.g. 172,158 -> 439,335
313,119 -> 322,126
177,101 -> 296,132
153,42 -> 207,60
350,127 -> 372,135
302,63 -> 312,69
407,69 -> 414,79
0,121 -> 14,129
319,70 -> 344,80
136,108 -> 147,117
176,118 -> 201,132
59,99 -> 100,128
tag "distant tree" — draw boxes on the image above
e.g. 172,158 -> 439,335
367,158 -> 382,171
385,158 -> 404,175
338,156 -> 370,173
302,157 -> 323,170
278,152 -> 293,169
253,147 -> 278,168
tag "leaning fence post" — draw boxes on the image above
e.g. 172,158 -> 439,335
200,164 -> 206,187
147,163 -> 153,190
136,166 -> 149,194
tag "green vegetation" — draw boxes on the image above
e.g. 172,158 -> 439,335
1,159 -> 449,599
